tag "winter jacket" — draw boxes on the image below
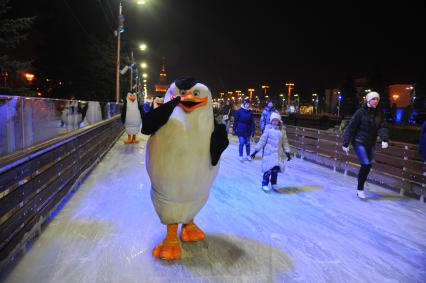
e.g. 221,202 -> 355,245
259,107 -> 278,131
233,107 -> 255,137
255,125 -> 291,173
343,103 -> 389,148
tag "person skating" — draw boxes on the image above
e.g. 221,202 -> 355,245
342,91 -> 389,199
251,112 -> 291,192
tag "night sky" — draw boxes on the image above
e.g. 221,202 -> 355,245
12,0 -> 426,97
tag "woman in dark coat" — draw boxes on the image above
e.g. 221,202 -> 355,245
342,92 -> 389,199
233,100 -> 256,161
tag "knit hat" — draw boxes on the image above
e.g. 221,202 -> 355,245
365,91 -> 380,102
270,112 -> 281,122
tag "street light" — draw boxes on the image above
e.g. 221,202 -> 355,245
337,95 -> 342,117
139,43 -> 147,51
285,82 -> 294,105
294,93 -> 299,111
279,93 -> 285,112
312,93 -> 318,114
115,0 -> 148,103
248,88 -> 255,102
261,85 -> 269,104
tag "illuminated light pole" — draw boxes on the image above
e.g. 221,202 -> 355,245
285,82 -> 294,105
261,85 -> 269,105
294,93 -> 299,112
115,1 -> 148,103
25,73 -> 35,84
312,93 -> 317,114
235,90 -> 242,103
248,88 -> 255,102
279,93 -> 285,112
115,1 -> 124,103
337,94 -> 342,117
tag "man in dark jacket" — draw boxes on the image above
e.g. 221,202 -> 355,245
342,91 -> 389,199
233,100 -> 256,161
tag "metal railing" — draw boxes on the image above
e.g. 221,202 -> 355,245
0,95 -> 122,157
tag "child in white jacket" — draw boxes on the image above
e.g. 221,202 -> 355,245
251,112 -> 291,192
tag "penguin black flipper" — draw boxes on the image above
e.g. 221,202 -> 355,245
210,121 -> 229,166
141,97 -> 181,135
120,100 -> 127,124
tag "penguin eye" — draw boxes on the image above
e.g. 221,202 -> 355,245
179,90 -> 186,96
193,90 -> 200,96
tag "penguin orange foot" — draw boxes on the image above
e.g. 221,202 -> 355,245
131,134 -> 140,143
181,220 -> 206,242
152,240 -> 182,260
152,224 -> 182,260
124,134 -> 133,144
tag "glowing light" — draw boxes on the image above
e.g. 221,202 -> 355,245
25,73 -> 34,82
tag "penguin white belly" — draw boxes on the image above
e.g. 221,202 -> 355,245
146,109 -> 218,224
125,102 -> 142,134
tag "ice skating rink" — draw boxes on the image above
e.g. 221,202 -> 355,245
2,133 -> 426,283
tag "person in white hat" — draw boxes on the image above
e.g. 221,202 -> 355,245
342,91 -> 389,199
250,112 -> 292,192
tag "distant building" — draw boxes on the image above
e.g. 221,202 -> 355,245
154,58 -> 168,96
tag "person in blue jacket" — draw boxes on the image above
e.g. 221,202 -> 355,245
233,99 -> 256,161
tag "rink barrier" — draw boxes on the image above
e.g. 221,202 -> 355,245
0,115 -> 124,268
230,116 -> 425,202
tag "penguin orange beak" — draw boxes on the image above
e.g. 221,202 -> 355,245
178,92 -> 208,112
129,96 -> 136,102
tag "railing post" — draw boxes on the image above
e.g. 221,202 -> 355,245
316,130 -> 320,161
400,145 -> 409,196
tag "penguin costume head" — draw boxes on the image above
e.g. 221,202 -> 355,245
164,77 -> 210,112
126,92 -> 137,102
142,77 -> 229,260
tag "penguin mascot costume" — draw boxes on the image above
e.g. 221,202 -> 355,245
142,77 -> 229,260
121,92 -> 143,144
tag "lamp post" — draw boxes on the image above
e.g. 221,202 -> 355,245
312,93 -> 317,114
115,1 -> 147,103
115,1 -> 124,103
261,85 -> 269,104
285,82 -> 294,105
337,95 -> 342,117
248,88 -> 255,102
294,93 -> 299,112
279,93 -> 285,112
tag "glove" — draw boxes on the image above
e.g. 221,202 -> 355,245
250,150 -> 258,159
285,152 -> 292,161
342,146 -> 350,153
381,141 -> 389,149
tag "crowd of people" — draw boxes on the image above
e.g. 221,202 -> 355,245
217,92 -> 394,199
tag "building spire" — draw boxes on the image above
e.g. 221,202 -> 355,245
155,57 -> 168,95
